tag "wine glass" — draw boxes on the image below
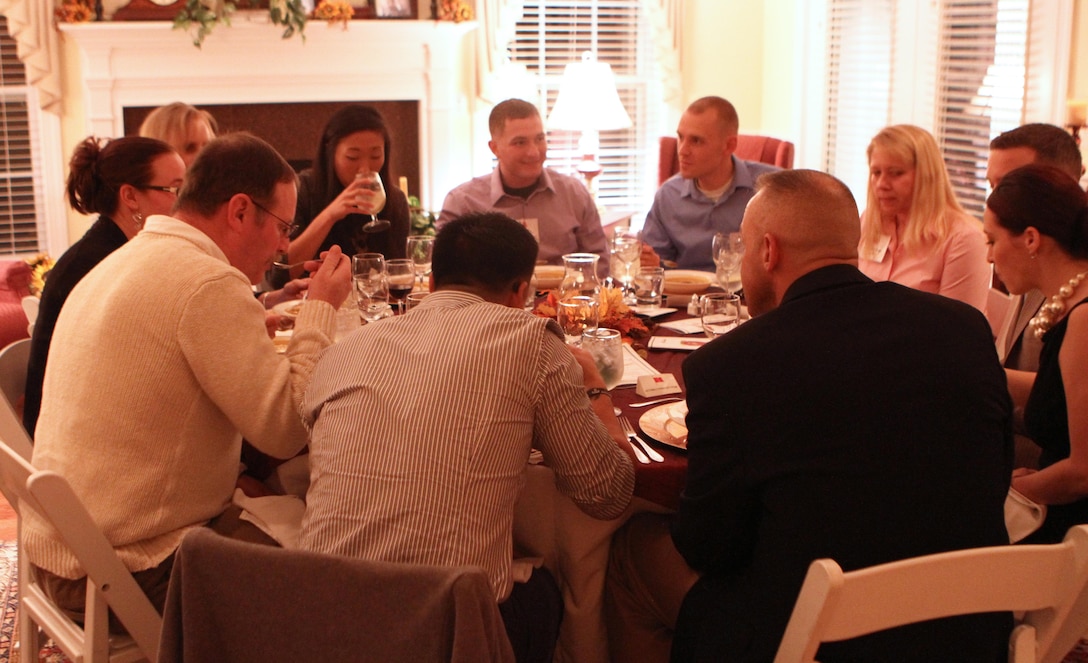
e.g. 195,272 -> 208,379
581,328 -> 624,390
712,232 -> 744,294
701,293 -> 741,338
611,229 -> 641,304
406,235 -> 435,290
354,273 -> 393,323
385,258 -> 415,313
356,171 -> 389,233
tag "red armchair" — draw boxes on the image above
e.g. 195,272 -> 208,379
658,134 -> 795,186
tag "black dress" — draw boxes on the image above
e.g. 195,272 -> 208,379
1023,297 -> 1088,543
24,216 -> 128,438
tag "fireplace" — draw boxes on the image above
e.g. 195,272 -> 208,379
59,18 -> 477,209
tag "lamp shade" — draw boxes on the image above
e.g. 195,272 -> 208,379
547,52 -> 633,132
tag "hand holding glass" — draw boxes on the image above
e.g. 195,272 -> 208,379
701,293 -> 741,338
356,171 -> 389,233
581,328 -> 624,390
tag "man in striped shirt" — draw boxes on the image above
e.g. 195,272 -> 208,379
299,212 -> 636,662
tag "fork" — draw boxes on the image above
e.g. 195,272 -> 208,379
620,415 -> 664,462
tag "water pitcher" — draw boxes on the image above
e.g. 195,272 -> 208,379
558,253 -> 602,301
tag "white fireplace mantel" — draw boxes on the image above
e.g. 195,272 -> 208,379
59,19 -> 479,208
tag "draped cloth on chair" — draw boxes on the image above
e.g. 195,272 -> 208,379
0,0 -> 62,113
159,528 -> 515,663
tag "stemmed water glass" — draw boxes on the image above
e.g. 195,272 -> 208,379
611,229 -> 641,304
352,253 -> 390,323
712,232 -> 744,294
406,235 -> 435,290
356,171 -> 389,233
385,258 -> 416,313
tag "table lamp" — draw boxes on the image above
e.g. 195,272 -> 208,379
547,51 -> 633,195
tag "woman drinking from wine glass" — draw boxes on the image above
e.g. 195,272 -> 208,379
285,105 -> 410,278
858,124 -> 990,312
985,163 -> 1088,543
24,136 -> 186,438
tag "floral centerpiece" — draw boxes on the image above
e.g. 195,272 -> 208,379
408,195 -> 437,236
532,286 -> 651,342
26,253 -> 54,297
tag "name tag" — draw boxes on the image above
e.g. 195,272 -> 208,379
519,218 -> 540,241
862,233 -> 891,262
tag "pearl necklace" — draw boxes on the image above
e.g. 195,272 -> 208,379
1030,270 -> 1088,340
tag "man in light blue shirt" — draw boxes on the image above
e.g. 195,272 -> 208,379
642,96 -> 780,271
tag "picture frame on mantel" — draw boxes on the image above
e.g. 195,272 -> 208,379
373,0 -> 415,18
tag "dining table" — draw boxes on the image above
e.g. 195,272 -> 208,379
512,289 -> 720,663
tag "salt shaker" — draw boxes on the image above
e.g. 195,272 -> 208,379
687,294 -> 702,316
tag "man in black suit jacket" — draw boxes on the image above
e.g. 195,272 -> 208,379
607,170 -> 1013,663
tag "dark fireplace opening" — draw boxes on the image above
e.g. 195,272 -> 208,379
123,101 -> 421,199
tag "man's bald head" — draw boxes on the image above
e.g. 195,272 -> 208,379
740,170 -> 860,316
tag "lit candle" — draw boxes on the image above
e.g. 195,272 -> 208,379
399,176 -> 409,196
1067,100 -> 1087,128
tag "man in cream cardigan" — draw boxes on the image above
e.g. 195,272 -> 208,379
23,132 -> 352,626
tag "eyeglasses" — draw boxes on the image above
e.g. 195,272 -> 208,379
137,185 -> 180,196
251,199 -> 299,239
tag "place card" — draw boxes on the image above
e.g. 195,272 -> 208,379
658,317 -> 706,335
617,343 -> 660,387
636,373 -> 682,397
648,336 -> 710,351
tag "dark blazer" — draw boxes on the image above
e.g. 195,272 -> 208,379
672,264 -> 1013,663
24,216 -> 127,438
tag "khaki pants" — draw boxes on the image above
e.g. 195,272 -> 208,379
34,504 -> 277,633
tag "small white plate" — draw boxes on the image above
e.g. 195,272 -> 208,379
663,270 -> 713,296
273,299 -> 305,320
638,401 -> 689,450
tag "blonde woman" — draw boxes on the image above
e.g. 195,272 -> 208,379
138,102 -> 218,168
858,124 -> 990,311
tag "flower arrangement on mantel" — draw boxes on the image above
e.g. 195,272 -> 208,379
173,0 -> 308,48
432,0 -> 473,21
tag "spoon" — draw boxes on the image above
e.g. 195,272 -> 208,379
272,260 -> 306,271
628,396 -> 683,408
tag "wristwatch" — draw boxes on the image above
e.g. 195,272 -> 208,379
586,387 -> 610,400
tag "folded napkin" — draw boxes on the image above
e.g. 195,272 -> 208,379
618,343 -> 660,387
658,317 -> 706,335
234,488 -> 305,549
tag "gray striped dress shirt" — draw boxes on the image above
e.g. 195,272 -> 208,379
298,290 -> 635,600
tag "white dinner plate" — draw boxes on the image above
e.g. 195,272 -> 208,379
663,270 -> 713,296
272,299 -> 305,320
638,400 -> 689,450
535,265 -> 565,290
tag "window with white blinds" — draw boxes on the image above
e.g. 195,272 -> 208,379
823,0 -> 1053,219
823,0 -> 896,204
507,0 -> 661,211
0,15 -> 43,255
935,0 -> 1028,217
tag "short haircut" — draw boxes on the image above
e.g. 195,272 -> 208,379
432,212 -> 538,295
860,124 -> 966,253
754,169 -> 860,257
175,132 -> 297,218
686,96 -> 739,136
65,135 -> 177,218
990,123 -> 1083,182
987,163 -> 1088,259
489,99 -> 541,139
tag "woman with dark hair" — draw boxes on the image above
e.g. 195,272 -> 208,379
24,135 -> 186,437
984,163 -> 1088,543
286,104 -> 410,271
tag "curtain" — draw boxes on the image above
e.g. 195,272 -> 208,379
0,0 -> 62,114
475,0 -> 528,104
639,0 -> 681,112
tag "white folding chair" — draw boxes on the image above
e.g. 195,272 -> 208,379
774,525 -> 1088,663
0,338 -> 30,414
0,396 -> 161,663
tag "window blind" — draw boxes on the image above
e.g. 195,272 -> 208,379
0,15 -> 42,255
934,0 -> 1028,218
823,0 -> 896,205
507,0 -> 660,211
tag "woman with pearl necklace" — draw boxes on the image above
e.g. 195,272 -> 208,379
984,163 -> 1088,543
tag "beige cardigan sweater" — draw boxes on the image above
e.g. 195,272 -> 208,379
23,216 -> 337,578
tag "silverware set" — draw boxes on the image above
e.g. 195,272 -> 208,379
620,415 -> 664,464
